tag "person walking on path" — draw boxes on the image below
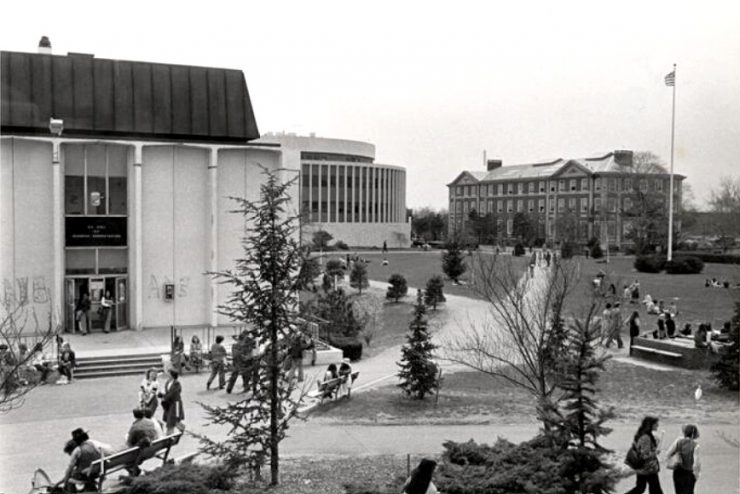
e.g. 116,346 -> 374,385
382,240 -> 387,254
402,458 -> 439,494
206,335 -> 227,390
226,334 -> 247,394
100,290 -> 114,333
625,415 -> 664,494
606,302 -> 624,349
665,424 -> 701,494
159,369 -> 184,435
189,335 -> 203,373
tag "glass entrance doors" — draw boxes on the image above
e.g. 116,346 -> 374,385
64,276 -> 128,333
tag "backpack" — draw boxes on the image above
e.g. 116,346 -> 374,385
624,442 -> 644,469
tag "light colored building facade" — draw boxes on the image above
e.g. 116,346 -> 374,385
1,45 -> 300,333
257,133 -> 410,248
448,150 -> 684,248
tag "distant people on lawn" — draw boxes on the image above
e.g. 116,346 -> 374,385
206,335 -> 227,390
402,458 -> 439,494
665,424 -> 701,494
139,368 -> 160,415
625,415 -> 664,494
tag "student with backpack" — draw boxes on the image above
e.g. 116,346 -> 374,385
665,424 -> 701,494
624,415 -> 664,494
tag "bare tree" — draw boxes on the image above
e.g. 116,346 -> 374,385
442,254 -> 583,426
1,297 -> 60,413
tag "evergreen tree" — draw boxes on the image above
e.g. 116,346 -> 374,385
386,273 -> 408,302
196,169 -> 305,485
442,240 -> 467,283
549,316 -> 620,493
349,261 -> 369,294
296,255 -> 320,291
314,288 -> 364,338
711,302 -> 740,390
424,275 -> 446,310
397,290 -> 439,399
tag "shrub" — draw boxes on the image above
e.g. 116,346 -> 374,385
335,240 -> 350,250
673,251 -> 740,265
711,302 -> 740,391
664,256 -> 704,274
442,241 -> 467,282
590,243 -> 604,259
513,243 -> 525,256
634,255 -> 666,273
437,436 -> 619,494
329,335 -> 363,361
122,462 -> 235,494
386,273 -> 408,302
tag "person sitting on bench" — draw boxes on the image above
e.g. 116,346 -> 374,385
59,428 -> 114,492
126,408 -> 161,448
338,359 -> 353,398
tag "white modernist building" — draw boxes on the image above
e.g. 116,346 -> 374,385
1,43 -> 301,333
257,133 -> 410,248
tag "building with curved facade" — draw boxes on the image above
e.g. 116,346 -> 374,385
257,133 -> 410,248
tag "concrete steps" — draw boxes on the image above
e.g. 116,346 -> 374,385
75,353 -> 163,379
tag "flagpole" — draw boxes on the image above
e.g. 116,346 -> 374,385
667,63 -> 676,262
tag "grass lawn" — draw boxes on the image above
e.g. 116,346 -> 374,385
330,252 -> 739,327
309,360 -> 739,426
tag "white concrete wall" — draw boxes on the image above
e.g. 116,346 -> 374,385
304,222 -> 411,249
141,145 -> 209,328
0,138 -> 54,328
257,133 -> 375,160
216,148 -> 285,327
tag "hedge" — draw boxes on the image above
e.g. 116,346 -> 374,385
634,255 -> 666,273
674,251 -> 740,265
329,335 -> 364,361
664,256 -> 704,274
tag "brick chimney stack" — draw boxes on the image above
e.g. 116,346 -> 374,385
487,159 -> 502,171
38,36 -> 51,54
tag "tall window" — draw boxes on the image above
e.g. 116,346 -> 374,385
569,179 -> 576,191
64,144 -> 128,215
529,182 -> 535,193
557,198 -> 565,212
559,180 -> 566,192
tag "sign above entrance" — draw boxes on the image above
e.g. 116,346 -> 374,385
66,217 -> 127,247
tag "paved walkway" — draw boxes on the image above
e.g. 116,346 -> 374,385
2,270 -> 737,493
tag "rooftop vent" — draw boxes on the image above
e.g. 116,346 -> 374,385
487,159 -> 502,171
38,36 -> 51,54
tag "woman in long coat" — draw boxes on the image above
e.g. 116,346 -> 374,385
159,369 -> 184,435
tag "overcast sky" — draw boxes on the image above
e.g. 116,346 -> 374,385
2,1 -> 739,210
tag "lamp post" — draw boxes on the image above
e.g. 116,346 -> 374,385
49,118 -> 64,334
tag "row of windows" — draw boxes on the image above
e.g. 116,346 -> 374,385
450,214 -> 627,242
64,144 -> 128,216
454,176 -> 675,198
452,196 -> 654,215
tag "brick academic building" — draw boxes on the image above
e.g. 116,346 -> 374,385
447,150 -> 685,248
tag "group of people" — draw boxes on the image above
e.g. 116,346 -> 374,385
205,330 -> 316,394
57,367 -> 184,492
625,416 -> 702,494
704,277 -> 740,289
170,335 -> 203,374
0,339 -> 77,389
322,358 -> 354,398
72,290 -> 117,335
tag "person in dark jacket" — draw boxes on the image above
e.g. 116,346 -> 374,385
75,293 -> 91,335
402,458 -> 439,494
226,333 -> 250,394
665,313 -> 676,338
625,415 -> 664,494
159,370 -> 183,435
58,342 -> 76,384
206,335 -> 227,390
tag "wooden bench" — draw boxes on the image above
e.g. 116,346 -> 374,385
85,433 -> 182,492
316,371 -> 360,403
631,345 -> 682,359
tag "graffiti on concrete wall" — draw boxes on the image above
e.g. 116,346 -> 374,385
147,275 -> 190,299
3,276 -> 50,307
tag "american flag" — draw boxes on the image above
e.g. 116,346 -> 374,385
664,71 -> 675,87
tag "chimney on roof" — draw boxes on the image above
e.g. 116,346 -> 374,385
38,36 -> 51,54
487,159 -> 502,171
614,150 -> 633,167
